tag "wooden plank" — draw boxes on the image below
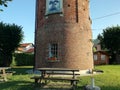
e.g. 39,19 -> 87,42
30,76 -> 40,79
31,76 -> 79,81
47,72 -> 80,76
43,77 -> 79,81
36,68 -> 79,72
31,68 -> 80,89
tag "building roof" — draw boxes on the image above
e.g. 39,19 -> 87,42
94,50 -> 109,56
16,43 -> 34,53
19,43 -> 33,47
24,48 -> 34,53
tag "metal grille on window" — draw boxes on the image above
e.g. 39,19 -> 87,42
48,43 -> 58,60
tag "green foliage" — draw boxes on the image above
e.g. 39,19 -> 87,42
14,53 -> 34,66
0,22 -> 24,66
97,25 -> 120,63
102,25 -> 120,52
0,0 -> 12,11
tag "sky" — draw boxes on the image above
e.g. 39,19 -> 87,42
0,0 -> 120,43
0,0 -> 36,43
90,0 -> 120,39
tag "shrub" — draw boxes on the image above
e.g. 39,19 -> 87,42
13,53 -> 34,66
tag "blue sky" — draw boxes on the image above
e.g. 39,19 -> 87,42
0,0 -> 36,43
0,0 -> 120,43
90,0 -> 120,39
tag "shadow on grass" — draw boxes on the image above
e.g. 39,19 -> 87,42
0,80 -> 34,90
11,67 -> 33,75
33,82 -> 84,90
100,86 -> 120,90
77,85 -> 120,90
0,80 -> 120,90
0,80 -> 84,90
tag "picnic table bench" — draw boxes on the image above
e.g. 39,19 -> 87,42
31,68 -> 80,89
0,67 -> 11,81
5,71 -> 16,75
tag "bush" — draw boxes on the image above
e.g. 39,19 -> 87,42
13,53 -> 34,66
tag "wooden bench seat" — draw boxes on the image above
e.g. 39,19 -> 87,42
43,77 -> 79,85
31,76 -> 79,81
47,72 -> 80,76
31,68 -> 80,89
31,76 -> 79,86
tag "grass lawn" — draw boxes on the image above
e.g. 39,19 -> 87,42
78,65 -> 120,90
0,65 -> 120,90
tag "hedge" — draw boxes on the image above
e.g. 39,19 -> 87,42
13,53 -> 34,66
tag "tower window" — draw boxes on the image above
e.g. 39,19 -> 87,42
45,0 -> 63,15
48,43 -> 58,60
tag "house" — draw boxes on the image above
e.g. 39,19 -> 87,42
93,50 -> 109,65
93,39 -> 109,65
15,43 -> 34,54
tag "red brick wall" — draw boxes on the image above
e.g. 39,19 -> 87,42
35,0 -> 93,70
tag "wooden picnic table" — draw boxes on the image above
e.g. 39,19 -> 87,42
36,68 -> 80,79
0,67 -> 11,81
31,68 -> 80,89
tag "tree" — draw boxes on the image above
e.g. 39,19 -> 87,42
97,34 -> 105,49
97,25 -> 120,63
0,22 -> 24,66
0,0 -> 12,11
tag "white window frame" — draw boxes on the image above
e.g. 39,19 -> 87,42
48,43 -> 58,60
94,54 -> 97,61
101,55 -> 106,60
45,0 -> 63,15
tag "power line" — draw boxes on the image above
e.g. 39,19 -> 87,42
92,28 -> 104,31
92,12 -> 120,20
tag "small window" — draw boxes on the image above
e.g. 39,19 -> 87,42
94,54 -> 97,61
101,55 -> 106,60
48,43 -> 58,60
46,0 -> 63,15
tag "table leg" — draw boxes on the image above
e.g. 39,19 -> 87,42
72,71 -> 76,87
2,69 -> 7,81
72,71 -> 75,79
41,71 -> 46,77
41,71 -> 47,84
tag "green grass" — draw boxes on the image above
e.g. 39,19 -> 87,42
77,65 -> 120,90
0,65 -> 120,90
0,66 -> 34,90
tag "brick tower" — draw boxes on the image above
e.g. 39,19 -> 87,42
34,0 -> 93,70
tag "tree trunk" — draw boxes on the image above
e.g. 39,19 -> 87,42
2,53 -> 12,67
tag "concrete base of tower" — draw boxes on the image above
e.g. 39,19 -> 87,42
84,85 -> 101,90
